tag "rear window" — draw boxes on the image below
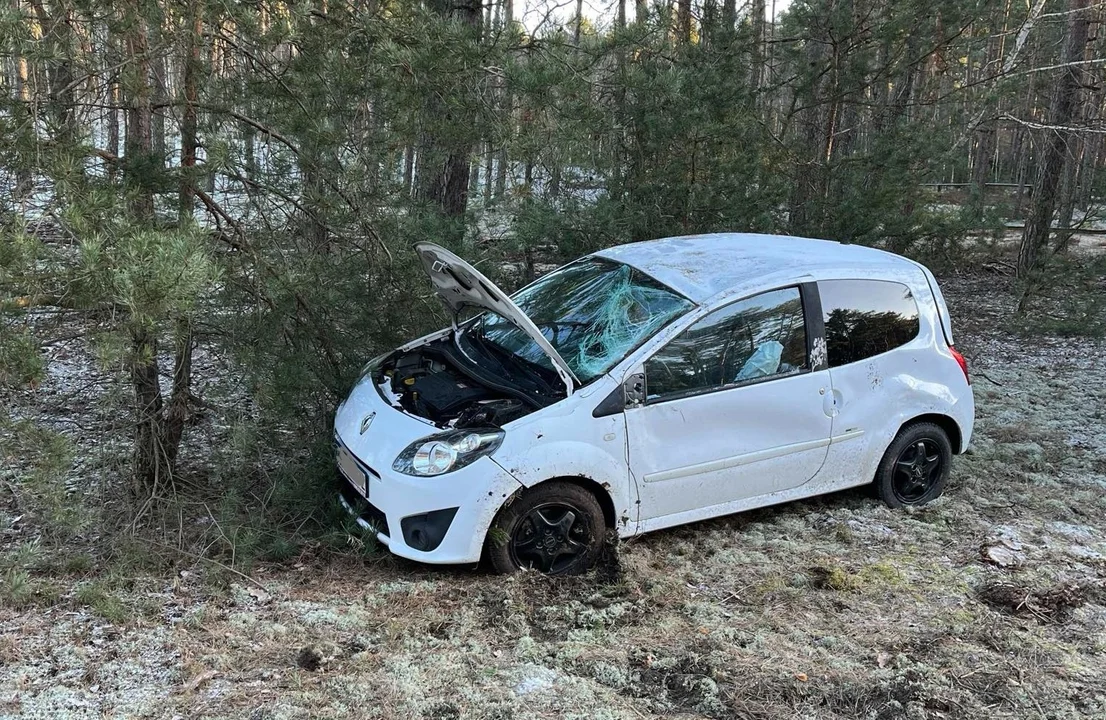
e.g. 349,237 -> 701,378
819,280 -> 920,366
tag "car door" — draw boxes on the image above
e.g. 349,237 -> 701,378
816,278 -> 926,482
625,284 -> 834,523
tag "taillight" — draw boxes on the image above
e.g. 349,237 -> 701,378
950,346 -> 970,385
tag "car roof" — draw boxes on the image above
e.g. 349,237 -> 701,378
592,233 -> 918,303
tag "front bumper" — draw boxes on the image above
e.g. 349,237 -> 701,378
334,432 -> 523,565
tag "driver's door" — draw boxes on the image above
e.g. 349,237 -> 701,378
625,285 -> 833,525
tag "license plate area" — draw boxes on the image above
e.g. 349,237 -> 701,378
337,445 -> 368,499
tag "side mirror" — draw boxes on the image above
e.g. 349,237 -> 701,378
623,371 -> 645,408
591,370 -> 646,418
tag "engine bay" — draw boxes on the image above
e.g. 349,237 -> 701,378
371,339 -> 551,428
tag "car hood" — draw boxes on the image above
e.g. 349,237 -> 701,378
413,242 -> 577,395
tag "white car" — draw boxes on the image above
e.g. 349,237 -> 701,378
334,233 -> 974,575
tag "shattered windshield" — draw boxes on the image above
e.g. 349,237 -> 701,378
464,257 -> 694,384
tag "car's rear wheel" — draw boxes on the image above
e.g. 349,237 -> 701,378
875,422 -> 953,508
486,481 -> 605,575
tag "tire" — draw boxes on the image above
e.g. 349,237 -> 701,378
485,481 -> 606,575
875,422 -> 953,508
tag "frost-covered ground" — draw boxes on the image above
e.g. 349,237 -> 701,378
2,272 -> 1106,719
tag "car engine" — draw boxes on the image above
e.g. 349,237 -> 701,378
373,343 -> 535,428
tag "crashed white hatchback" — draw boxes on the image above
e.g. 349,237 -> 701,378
334,233 -> 974,574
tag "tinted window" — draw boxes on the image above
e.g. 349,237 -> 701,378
819,280 -> 920,366
645,287 -> 808,401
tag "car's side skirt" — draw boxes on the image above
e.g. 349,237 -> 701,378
632,468 -> 874,536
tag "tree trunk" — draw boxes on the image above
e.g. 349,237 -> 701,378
150,17 -> 168,163
108,76 -> 120,181
416,0 -> 481,235
970,121 -> 995,214
751,0 -> 766,99
179,0 -> 202,223
162,319 -> 194,472
122,4 -> 166,497
493,0 -> 513,201
722,0 -> 735,31
124,8 -> 154,222
677,0 -> 692,43
130,328 -> 166,496
1016,0 -> 1090,295
403,144 -> 415,195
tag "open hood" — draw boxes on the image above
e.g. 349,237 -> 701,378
413,242 -> 577,395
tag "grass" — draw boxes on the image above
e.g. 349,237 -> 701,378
73,581 -> 130,623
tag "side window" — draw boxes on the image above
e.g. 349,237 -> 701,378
645,287 -> 808,401
819,279 -> 920,367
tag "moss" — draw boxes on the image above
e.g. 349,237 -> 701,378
859,561 -> 907,588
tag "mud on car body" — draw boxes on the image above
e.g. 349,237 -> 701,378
334,233 -> 974,575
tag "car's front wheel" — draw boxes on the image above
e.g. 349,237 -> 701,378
875,422 -> 953,508
486,481 -> 605,575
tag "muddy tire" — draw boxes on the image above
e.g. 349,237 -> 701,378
485,481 -> 606,575
875,422 -> 953,508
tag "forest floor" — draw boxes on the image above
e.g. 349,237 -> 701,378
3,251 -> 1106,719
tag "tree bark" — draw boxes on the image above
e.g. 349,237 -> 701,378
678,0 -> 692,43
130,327 -> 165,496
493,0 -> 513,201
180,0 -> 202,223
1016,0 -> 1090,292
123,7 -> 154,222
416,0 -> 481,233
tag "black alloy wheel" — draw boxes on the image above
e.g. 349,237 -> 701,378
892,439 -> 942,503
486,481 -> 605,575
510,503 -> 592,574
875,422 -> 953,508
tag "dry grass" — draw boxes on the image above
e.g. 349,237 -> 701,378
2,274 -> 1106,719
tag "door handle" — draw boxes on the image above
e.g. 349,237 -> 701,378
822,387 -> 839,418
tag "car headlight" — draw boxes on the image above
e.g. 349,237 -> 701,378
393,428 -> 505,477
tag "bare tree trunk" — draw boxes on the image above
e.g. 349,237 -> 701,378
722,0 -> 735,31
416,0 -> 481,233
483,140 -> 494,203
751,0 -> 766,100
493,0 -> 513,200
524,157 -> 535,281
130,327 -> 165,497
122,4 -> 164,495
1016,0 -> 1090,300
162,319 -> 194,472
1053,133 -> 1083,250
150,16 -> 168,163
179,0 -> 202,223
677,0 -> 691,43
124,9 -> 154,222
403,144 -> 415,195
108,76 -> 120,181
12,49 -> 32,205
